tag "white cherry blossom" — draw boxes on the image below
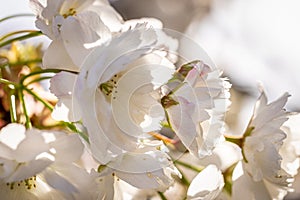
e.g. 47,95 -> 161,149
29,0 -> 122,70
30,0 -> 168,71
71,27 -> 180,190
0,123 -> 104,199
234,90 -> 299,199
72,27 -> 175,159
162,60 -> 231,158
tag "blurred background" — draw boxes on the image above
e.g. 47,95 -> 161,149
1,0 -> 300,199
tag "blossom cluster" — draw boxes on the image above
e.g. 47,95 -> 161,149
0,0 -> 299,199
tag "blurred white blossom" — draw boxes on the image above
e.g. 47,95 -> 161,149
187,0 -> 300,109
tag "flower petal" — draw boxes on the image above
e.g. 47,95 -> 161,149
243,90 -> 293,189
60,12 -> 110,66
50,71 -> 81,122
6,158 -> 53,183
43,39 -> 78,71
232,162 -> 272,200
14,129 -> 50,162
252,92 -> 290,131
42,167 -> 78,194
49,133 -> 83,162
0,159 -> 18,180
0,123 -> 26,150
187,165 -> 224,200
165,96 -> 199,157
88,0 -> 124,32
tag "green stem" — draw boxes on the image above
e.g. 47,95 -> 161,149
174,160 -> 204,173
0,31 -> 43,48
25,76 -> 53,86
20,78 -> 89,142
157,192 -> 168,200
0,78 -> 18,86
0,30 -> 39,42
0,78 -> 18,122
33,122 -> 67,130
225,127 -> 255,163
0,59 -> 42,68
225,136 -> 247,162
223,162 -> 237,196
174,163 -> 190,186
22,87 -> 53,111
0,14 -> 35,23
244,126 -> 255,138
180,171 -> 190,186
224,136 -> 243,147
21,84 -> 89,143
9,87 -> 17,122
20,69 -> 61,84
63,122 -> 89,143
18,89 -> 31,128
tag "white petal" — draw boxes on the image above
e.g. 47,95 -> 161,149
81,90 -> 138,164
111,63 -> 173,135
0,159 -> 18,180
280,125 -> 300,176
122,18 -> 163,31
0,143 -> 13,160
232,162 -> 272,200
14,129 -> 49,162
264,180 -> 289,200
29,0 -> 45,15
165,96 -> 199,157
42,0 -> 63,19
50,72 -> 76,97
35,17 -> 54,39
51,101 -> 72,122
50,72 -> 81,121
252,91 -> 290,130
49,133 -> 83,162
60,12 -> 110,66
42,167 -> 78,194
48,163 -> 107,199
43,39 -> 78,71
60,0 -> 94,14
75,28 -> 157,92
96,170 -> 115,200
0,183 -> 39,200
195,141 -> 242,171
0,123 -> 26,150
117,169 -> 173,191
187,165 -> 224,200
174,84 -> 211,122
6,158 -> 53,183
89,0 -> 124,32
111,147 -> 177,191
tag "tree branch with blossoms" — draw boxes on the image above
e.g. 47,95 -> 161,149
0,1 -> 299,200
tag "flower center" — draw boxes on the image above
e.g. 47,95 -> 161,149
6,176 -> 37,190
99,74 -> 119,99
62,8 -> 77,18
